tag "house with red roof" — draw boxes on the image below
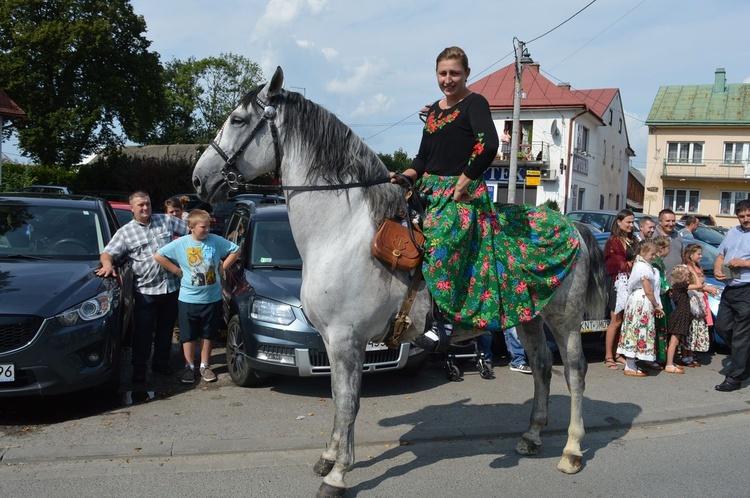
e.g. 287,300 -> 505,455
0,89 -> 26,184
469,62 -> 634,213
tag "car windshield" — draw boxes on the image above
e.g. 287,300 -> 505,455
0,204 -> 105,258
250,220 -> 302,268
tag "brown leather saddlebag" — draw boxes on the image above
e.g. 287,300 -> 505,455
371,219 -> 425,272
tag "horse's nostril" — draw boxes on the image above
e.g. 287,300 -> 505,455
193,177 -> 201,189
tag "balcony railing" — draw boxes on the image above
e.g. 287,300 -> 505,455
496,141 -> 550,165
662,159 -> 750,180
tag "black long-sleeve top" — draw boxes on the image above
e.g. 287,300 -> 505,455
411,93 -> 499,180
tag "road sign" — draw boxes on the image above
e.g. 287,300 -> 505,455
526,169 -> 540,186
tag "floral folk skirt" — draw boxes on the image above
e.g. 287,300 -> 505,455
617,289 -> 656,362
418,174 -> 580,332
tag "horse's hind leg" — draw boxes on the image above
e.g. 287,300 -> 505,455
315,338 -> 365,497
514,317 -> 553,457
548,317 -> 587,474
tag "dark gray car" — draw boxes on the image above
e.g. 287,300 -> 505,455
220,201 -> 427,386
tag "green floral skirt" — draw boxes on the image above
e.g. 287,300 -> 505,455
419,174 -> 580,332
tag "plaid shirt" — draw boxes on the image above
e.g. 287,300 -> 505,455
103,214 -> 189,295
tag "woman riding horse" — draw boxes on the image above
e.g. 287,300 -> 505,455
394,47 -> 580,352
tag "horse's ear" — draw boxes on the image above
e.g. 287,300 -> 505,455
260,66 -> 284,101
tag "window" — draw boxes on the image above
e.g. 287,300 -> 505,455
664,189 -> 701,213
608,109 -> 613,125
618,118 -> 622,133
599,194 -> 604,210
720,191 -> 750,214
666,142 -> 703,164
603,140 -> 606,164
577,188 -> 585,210
616,194 -> 620,209
723,143 -> 750,164
576,125 -> 589,153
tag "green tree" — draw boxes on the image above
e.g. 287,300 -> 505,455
0,0 -> 165,166
148,53 -> 264,144
377,148 -> 411,173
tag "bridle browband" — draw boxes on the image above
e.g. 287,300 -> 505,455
209,95 -> 390,193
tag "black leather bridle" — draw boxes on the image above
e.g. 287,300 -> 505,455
209,94 -> 391,193
209,96 -> 283,192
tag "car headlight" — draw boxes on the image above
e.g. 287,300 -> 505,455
55,290 -> 114,326
250,297 -> 295,326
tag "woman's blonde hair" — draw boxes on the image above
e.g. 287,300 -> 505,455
637,239 -> 658,256
436,46 -> 469,72
652,235 -> 670,250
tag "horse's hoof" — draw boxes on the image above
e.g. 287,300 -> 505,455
515,436 -> 541,456
557,453 -> 583,474
316,482 -> 346,498
313,457 -> 335,477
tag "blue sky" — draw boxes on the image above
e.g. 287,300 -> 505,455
5,0 -> 750,172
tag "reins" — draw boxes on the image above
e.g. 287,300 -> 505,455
209,95 -> 392,193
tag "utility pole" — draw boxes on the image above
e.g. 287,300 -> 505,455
507,39 -> 532,204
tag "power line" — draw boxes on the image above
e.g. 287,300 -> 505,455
527,0 -> 599,44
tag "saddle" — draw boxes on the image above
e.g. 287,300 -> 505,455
371,174 -> 429,349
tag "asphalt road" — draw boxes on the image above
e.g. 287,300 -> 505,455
1,339 -> 749,497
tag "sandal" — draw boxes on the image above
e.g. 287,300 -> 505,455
665,364 -> 685,374
643,361 -> 664,371
680,359 -> 697,368
604,357 -> 620,370
615,355 -> 627,366
624,368 -> 648,377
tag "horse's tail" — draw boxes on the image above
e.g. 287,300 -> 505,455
574,222 -> 608,316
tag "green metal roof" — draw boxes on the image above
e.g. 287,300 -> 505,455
646,76 -> 750,126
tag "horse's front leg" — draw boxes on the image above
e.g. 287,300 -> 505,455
553,323 -> 587,474
314,337 -> 365,498
514,318 -> 553,457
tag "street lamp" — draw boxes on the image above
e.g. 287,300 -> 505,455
507,38 -> 533,204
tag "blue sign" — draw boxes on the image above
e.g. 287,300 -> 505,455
483,166 -> 528,184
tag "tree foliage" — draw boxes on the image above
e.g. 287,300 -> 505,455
0,0 -> 165,166
147,53 -> 265,144
377,148 -> 412,173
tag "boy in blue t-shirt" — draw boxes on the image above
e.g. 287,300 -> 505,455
155,209 -> 239,383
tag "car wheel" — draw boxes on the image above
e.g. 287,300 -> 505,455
226,315 -> 265,387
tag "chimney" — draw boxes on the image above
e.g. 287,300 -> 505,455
714,68 -> 726,93
557,82 -> 571,90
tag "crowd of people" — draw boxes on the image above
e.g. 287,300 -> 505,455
602,205 -> 750,392
95,192 -> 238,385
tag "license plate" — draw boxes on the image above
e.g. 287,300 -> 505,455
366,342 -> 389,352
580,319 -> 610,333
0,363 -> 15,382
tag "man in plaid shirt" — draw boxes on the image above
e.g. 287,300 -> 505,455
96,191 -> 189,383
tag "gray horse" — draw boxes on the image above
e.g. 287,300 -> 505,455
193,67 -> 606,497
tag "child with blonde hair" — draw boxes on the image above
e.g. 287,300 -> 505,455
665,265 -> 693,373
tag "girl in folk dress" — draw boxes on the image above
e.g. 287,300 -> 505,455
681,243 -> 719,367
650,235 -> 672,369
617,240 -> 665,377
665,265 -> 691,374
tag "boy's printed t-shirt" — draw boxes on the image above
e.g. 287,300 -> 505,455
157,233 -> 239,304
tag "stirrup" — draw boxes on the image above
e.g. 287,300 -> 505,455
412,322 -> 450,352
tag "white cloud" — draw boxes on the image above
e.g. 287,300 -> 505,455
321,47 -> 338,61
296,39 -> 313,48
252,0 -> 304,41
327,59 -> 384,94
307,0 -> 328,14
350,93 -> 395,118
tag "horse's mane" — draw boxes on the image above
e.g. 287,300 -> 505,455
241,87 -> 403,224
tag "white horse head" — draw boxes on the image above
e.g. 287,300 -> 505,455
193,66 -> 286,204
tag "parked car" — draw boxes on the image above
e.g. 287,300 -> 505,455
680,213 -> 716,226
567,210 -> 649,235
109,201 -> 133,227
210,193 -> 285,234
583,232 -> 725,347
17,185 -> 72,195
675,221 -> 725,247
0,194 -> 133,396
220,201 -> 427,386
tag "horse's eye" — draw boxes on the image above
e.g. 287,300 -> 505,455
230,116 -> 245,126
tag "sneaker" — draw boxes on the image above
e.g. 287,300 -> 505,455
200,365 -> 217,382
181,366 -> 195,384
510,364 -> 532,374
411,322 -> 450,352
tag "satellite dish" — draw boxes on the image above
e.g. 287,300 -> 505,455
550,119 -> 560,138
